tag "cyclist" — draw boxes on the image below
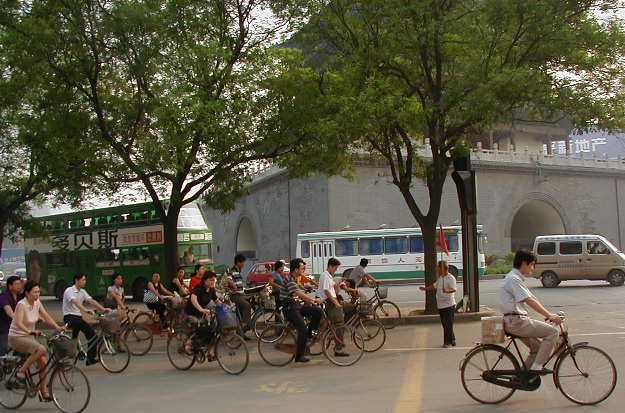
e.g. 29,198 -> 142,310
223,254 -> 252,335
105,274 -> 126,310
318,257 -> 349,357
0,276 -> 23,356
145,272 -> 174,328
63,274 -> 111,366
339,278 -> 361,321
188,264 -> 206,293
9,280 -> 64,401
185,271 -> 221,359
171,266 -> 190,298
348,258 -> 378,287
282,258 -> 322,363
499,250 -> 563,375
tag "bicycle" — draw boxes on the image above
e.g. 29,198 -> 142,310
460,313 -> 617,405
368,285 -> 401,329
257,303 -> 365,367
119,308 -> 154,356
132,296 -> 187,338
0,331 -> 90,413
345,298 -> 386,353
74,311 -> 130,374
166,311 -> 249,375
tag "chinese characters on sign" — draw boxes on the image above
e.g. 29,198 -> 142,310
49,227 -> 163,252
545,137 -> 608,155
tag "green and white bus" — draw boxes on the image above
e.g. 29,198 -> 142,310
24,202 -> 212,300
297,226 -> 486,280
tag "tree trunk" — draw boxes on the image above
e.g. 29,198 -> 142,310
162,210 -> 180,285
421,220 -> 439,314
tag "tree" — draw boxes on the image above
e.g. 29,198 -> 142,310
0,0 -> 315,280
280,0 -> 625,313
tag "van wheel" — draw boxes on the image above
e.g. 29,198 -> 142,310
541,272 -> 560,288
607,270 -> 625,287
449,266 -> 459,277
132,278 -> 148,302
54,280 -> 69,301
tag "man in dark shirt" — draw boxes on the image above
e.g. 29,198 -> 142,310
282,258 -> 323,363
0,276 -> 23,355
224,254 -> 252,335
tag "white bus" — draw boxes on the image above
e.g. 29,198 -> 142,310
297,226 -> 486,280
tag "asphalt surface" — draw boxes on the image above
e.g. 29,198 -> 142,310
11,278 -> 625,413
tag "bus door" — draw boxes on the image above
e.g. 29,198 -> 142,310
311,241 -> 333,275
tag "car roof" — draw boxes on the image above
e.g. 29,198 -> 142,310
534,234 -> 607,242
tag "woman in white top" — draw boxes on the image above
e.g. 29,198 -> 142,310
8,280 -> 64,400
420,260 -> 457,348
105,274 -> 126,310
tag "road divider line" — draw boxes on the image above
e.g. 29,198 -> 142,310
393,330 -> 428,413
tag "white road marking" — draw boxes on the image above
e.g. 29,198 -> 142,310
385,347 -> 474,351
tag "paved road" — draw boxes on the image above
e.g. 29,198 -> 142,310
16,279 -> 625,412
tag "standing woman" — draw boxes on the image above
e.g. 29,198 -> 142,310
8,281 -> 64,401
420,260 -> 457,348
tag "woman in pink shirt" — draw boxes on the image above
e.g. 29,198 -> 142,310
8,280 -> 64,401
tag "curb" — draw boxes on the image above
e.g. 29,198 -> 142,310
380,306 -> 497,326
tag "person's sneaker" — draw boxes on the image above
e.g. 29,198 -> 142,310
294,356 -> 310,363
529,367 -> 553,376
334,351 -> 350,357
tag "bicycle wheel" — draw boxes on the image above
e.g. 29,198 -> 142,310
98,335 -> 130,374
555,345 -> 617,405
216,332 -> 249,375
50,365 -> 91,413
460,344 -> 519,404
374,300 -> 401,329
253,309 -> 282,339
354,318 -> 386,352
258,325 -> 296,366
133,311 -> 160,334
323,325 -> 364,367
0,366 -> 27,409
123,324 -> 154,356
167,333 -> 196,371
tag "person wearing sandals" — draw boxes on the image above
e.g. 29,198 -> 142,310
8,280 -> 65,401
420,260 -> 457,348
185,271 -> 221,359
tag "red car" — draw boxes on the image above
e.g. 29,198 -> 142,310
246,261 -> 289,286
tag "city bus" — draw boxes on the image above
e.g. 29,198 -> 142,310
23,202 -> 213,300
297,226 -> 486,280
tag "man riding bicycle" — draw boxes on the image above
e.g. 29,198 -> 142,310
62,274 -> 111,366
499,250 -> 563,375
281,258 -> 322,363
223,254 -> 252,336
348,258 -> 378,287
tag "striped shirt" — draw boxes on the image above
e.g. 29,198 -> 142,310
279,280 -> 301,305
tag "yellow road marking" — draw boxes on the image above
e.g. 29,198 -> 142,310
257,381 -> 307,394
393,330 -> 429,413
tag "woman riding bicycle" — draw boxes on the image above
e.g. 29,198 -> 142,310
171,266 -> 190,298
185,271 -> 221,359
8,280 -> 65,401
105,274 -> 126,310
145,272 -> 174,328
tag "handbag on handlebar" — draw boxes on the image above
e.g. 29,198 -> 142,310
143,289 -> 158,304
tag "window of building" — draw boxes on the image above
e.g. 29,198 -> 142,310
335,239 -> 358,256
359,238 -> 383,255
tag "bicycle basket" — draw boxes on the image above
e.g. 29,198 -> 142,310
99,313 -> 121,334
358,302 -> 374,315
52,336 -> 77,360
376,286 -> 388,299
215,304 -> 238,331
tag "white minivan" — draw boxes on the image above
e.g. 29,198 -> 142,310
532,235 -> 625,287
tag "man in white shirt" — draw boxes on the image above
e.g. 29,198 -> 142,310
63,274 -> 110,366
318,258 -> 349,357
499,250 -> 562,375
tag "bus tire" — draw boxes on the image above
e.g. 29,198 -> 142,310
54,280 -> 69,301
448,266 -> 459,277
132,278 -> 148,302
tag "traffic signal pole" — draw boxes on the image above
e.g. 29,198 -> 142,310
452,155 -> 480,313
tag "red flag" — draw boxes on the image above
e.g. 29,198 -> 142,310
436,224 -> 450,256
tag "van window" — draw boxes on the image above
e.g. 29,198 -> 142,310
335,239 -> 358,256
385,237 -> 408,254
537,242 -> 556,255
359,238 -> 383,255
559,241 -> 582,255
587,241 -> 610,255
301,241 -> 310,258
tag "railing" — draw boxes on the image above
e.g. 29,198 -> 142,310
471,148 -> 625,170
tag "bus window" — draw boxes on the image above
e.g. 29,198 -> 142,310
47,253 -> 68,267
335,239 -> 358,256
478,234 -> 485,253
385,237 -> 408,254
96,248 -> 120,263
301,241 -> 310,258
360,238 -> 383,255
437,234 -> 459,252
149,210 -> 157,221
409,236 -> 424,253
